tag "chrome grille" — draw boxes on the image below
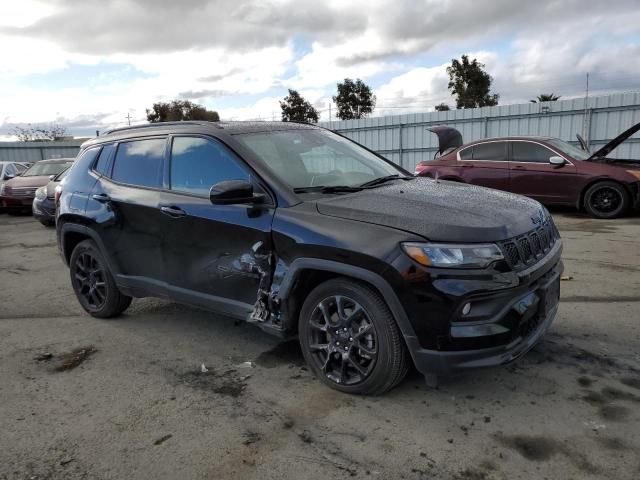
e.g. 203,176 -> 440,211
498,218 -> 559,270
4,186 -> 37,197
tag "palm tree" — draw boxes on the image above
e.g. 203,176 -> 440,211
530,93 -> 561,103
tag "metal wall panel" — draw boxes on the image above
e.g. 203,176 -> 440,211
321,93 -> 640,170
0,141 -> 83,163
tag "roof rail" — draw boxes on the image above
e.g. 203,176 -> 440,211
105,121 -> 221,135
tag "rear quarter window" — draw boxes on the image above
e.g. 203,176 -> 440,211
93,144 -> 116,176
111,138 -> 166,188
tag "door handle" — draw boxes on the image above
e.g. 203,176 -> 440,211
513,165 -> 526,170
160,205 -> 186,218
92,193 -> 111,203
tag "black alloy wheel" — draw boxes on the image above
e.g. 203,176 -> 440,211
584,181 -> 629,219
299,278 -> 409,395
69,239 -> 132,318
73,251 -> 107,310
307,295 -> 378,386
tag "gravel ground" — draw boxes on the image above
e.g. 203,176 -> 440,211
1,210 -> 639,480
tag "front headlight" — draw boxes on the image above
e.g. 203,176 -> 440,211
626,170 -> 640,181
402,242 -> 504,269
35,187 -> 47,200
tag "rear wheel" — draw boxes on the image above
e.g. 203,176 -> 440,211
583,181 -> 629,219
69,239 -> 131,318
298,278 -> 410,395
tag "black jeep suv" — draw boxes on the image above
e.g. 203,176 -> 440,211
56,121 -> 562,395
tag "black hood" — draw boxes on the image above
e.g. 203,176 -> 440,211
315,178 -> 546,242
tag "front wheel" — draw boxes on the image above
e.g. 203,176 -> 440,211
69,239 -> 132,318
583,181 -> 629,219
298,278 -> 410,395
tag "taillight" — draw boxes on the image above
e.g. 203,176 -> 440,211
54,184 -> 63,205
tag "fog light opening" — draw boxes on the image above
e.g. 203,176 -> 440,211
462,302 -> 472,316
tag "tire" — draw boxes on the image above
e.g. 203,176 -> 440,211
69,239 -> 132,318
38,218 -> 54,227
298,278 -> 410,395
583,181 -> 629,219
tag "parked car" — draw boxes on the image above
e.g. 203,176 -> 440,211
0,161 -> 29,212
32,167 -> 70,226
57,121 -> 562,394
0,158 -> 74,214
415,123 -> 640,219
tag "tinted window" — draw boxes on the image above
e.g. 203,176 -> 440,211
170,137 -> 249,195
512,142 -> 555,163
472,142 -> 507,161
5,164 -> 17,176
459,147 -> 472,160
112,138 -> 165,188
94,144 -> 116,175
22,161 -> 74,177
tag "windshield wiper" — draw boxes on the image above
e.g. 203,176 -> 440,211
358,174 -> 411,188
293,185 -> 364,194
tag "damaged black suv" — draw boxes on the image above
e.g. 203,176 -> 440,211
57,121 -> 562,395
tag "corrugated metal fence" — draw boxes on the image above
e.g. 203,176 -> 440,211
0,140 -> 84,162
319,92 -> 640,171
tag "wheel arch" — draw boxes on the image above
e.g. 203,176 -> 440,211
576,177 -> 632,210
58,222 -> 115,272
277,258 -> 418,343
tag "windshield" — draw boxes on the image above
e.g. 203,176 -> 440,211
22,161 -> 73,177
235,129 -> 404,189
546,139 -> 591,161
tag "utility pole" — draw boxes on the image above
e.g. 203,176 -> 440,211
125,112 -> 132,126
328,102 -> 332,128
583,72 -> 590,141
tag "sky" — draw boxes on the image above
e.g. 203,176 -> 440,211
1,0 -> 640,138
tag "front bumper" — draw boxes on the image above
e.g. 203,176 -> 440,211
32,197 -> 56,221
407,265 -> 560,376
1,195 -> 34,209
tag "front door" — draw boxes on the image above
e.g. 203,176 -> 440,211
508,141 -> 578,204
457,141 -> 510,191
160,135 -> 275,316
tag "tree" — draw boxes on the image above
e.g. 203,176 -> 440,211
333,78 -> 376,120
446,55 -> 499,109
530,93 -> 561,103
279,89 -> 319,123
11,124 -> 69,141
434,103 -> 451,112
146,100 -> 219,122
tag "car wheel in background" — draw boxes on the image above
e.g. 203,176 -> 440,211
69,239 -> 132,318
583,181 -> 629,219
38,219 -> 55,227
298,278 -> 410,395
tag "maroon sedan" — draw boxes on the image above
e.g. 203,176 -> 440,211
415,123 -> 640,218
0,158 -> 74,213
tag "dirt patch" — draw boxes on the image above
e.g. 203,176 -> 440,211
594,436 -> 629,451
178,368 -> 247,398
577,376 -> 594,387
494,434 -> 598,473
599,405 -> 631,421
255,340 -> 305,368
45,346 -> 97,372
620,377 -> 640,390
153,434 -> 172,446
561,295 -> 640,303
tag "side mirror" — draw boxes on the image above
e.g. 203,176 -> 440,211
49,174 -> 56,181
209,180 -> 265,205
549,156 -> 565,166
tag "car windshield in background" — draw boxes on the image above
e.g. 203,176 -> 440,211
546,139 -> 591,161
22,162 -> 73,177
235,129 -> 404,190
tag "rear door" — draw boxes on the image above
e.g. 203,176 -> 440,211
508,141 -> 578,204
160,135 -> 275,315
90,137 -> 170,286
457,141 -> 510,190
